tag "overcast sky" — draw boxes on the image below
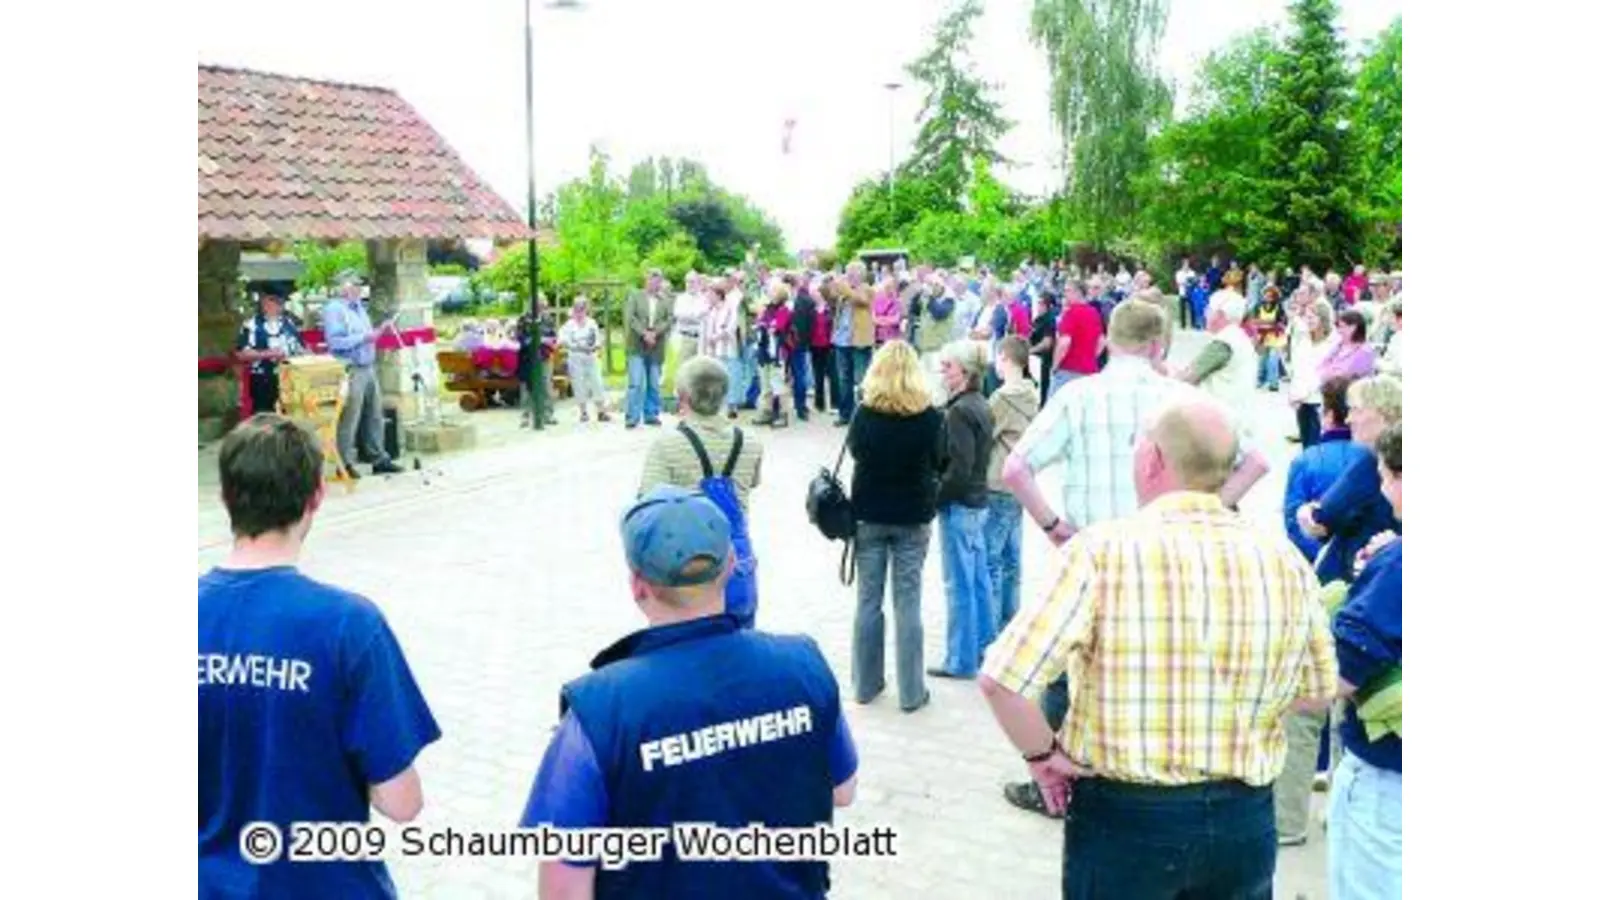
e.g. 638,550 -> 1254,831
197,0 -> 1401,251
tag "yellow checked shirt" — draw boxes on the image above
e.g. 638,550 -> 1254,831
982,491 -> 1338,787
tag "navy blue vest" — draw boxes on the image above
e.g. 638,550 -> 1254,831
562,615 -> 841,900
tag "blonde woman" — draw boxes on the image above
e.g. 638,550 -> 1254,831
845,340 -> 940,713
1294,374 -> 1401,585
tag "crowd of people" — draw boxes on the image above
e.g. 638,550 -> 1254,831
201,250 -> 1404,899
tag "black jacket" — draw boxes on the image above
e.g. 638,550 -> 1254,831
846,406 -> 943,526
937,389 -> 993,509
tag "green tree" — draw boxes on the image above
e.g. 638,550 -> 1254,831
1136,28 -> 1279,255
1031,0 -> 1172,243
482,145 -> 636,302
835,175 -> 945,260
904,0 -> 1014,209
669,196 -> 742,268
293,241 -> 367,291
639,230 -> 703,284
1248,0 -> 1364,271
1351,17 -> 1401,264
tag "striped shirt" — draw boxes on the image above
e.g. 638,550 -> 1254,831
981,492 -> 1338,787
638,413 -> 764,511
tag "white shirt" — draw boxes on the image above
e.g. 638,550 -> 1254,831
1377,330 -> 1403,378
673,291 -> 708,338
1202,324 -> 1259,429
558,317 -> 601,356
1286,329 -> 1336,404
1015,357 -> 1234,528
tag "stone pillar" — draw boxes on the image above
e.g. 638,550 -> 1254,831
198,240 -> 242,442
368,239 -> 452,435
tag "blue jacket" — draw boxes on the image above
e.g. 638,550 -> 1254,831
1282,429 -> 1366,563
1310,445 -> 1400,584
1334,539 -> 1402,773
561,615 -> 844,899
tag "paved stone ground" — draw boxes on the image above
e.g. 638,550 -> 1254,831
199,330 -> 1329,899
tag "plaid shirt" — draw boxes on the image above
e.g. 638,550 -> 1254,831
982,492 -> 1338,787
1014,356 -> 1188,528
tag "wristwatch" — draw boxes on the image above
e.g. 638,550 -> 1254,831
1023,737 -> 1060,764
1041,516 -> 1061,534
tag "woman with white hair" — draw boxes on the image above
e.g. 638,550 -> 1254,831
928,339 -> 996,680
1294,374 -> 1401,585
557,296 -> 610,423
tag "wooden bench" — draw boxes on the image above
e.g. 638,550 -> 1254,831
437,350 -> 522,412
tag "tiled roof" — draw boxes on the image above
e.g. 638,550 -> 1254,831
198,65 -> 533,242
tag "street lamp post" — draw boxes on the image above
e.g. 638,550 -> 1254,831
885,81 -> 902,226
525,0 -> 584,432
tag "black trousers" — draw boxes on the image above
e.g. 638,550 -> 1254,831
249,371 -> 280,416
810,346 -> 834,411
1296,403 -> 1322,447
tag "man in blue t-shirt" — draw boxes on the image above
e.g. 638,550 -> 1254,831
521,485 -> 860,899
199,414 -> 441,900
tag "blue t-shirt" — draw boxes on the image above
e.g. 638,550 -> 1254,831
199,567 -> 441,899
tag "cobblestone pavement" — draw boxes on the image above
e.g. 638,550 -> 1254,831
199,331 -> 1329,899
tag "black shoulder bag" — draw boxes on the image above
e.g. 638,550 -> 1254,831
806,418 -> 858,585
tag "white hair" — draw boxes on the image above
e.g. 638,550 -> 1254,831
1211,289 -> 1248,324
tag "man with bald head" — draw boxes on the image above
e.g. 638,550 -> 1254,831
981,393 -> 1337,899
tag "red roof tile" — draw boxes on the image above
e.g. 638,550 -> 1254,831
198,65 -> 533,243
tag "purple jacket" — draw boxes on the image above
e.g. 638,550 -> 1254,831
1318,340 -> 1377,384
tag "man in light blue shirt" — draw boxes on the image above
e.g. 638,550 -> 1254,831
321,272 -> 402,477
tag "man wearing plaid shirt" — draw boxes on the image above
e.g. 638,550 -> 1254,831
981,395 -> 1337,900
995,301 -> 1272,816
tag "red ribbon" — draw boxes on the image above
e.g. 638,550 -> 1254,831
197,327 -> 438,420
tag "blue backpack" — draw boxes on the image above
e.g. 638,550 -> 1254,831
676,424 -> 758,628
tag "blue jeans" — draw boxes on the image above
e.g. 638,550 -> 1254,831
937,503 -> 993,675
1327,754 -> 1402,900
852,521 -> 932,709
1258,347 -> 1284,388
984,491 -> 1023,635
1065,779 -> 1276,899
719,353 -> 743,413
788,347 -> 811,413
624,354 -> 662,425
1049,369 -> 1085,396
834,346 -> 871,420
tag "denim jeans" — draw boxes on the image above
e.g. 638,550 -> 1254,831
1327,754 -> 1402,900
1258,347 -> 1284,389
788,347 -> 811,414
624,354 -> 662,425
1065,779 -> 1276,899
1049,369 -> 1085,397
1296,403 -> 1322,447
852,521 -> 931,710
718,353 -> 743,413
984,491 -> 1024,635
937,503 -> 993,676
834,346 -> 871,421
1042,676 -> 1069,731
